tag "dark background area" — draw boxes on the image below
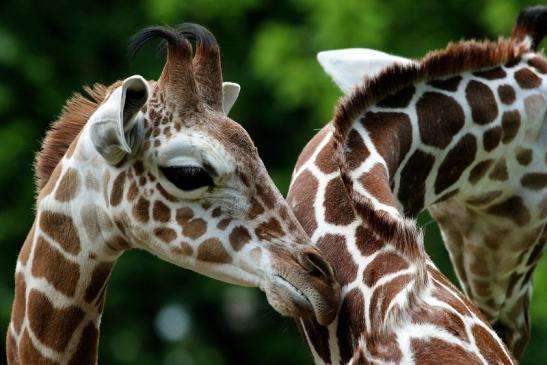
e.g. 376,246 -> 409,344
1,0 -> 546,364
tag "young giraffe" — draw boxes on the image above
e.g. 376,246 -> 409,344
5,24 -> 340,364
286,6 -> 547,364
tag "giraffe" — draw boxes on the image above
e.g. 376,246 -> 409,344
5,24 -> 340,364
286,6 -> 547,364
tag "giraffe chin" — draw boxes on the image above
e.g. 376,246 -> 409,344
263,274 -> 338,326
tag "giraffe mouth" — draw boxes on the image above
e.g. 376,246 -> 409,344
271,274 -> 314,313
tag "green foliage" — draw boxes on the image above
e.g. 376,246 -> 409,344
0,0 -> 545,364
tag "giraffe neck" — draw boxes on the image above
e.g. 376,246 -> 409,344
7,136 -> 125,365
343,54 -> 546,220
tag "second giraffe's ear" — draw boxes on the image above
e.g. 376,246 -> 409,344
222,82 -> 240,115
90,75 -> 149,165
317,48 -> 413,94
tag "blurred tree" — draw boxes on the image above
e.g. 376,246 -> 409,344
1,0 -> 545,364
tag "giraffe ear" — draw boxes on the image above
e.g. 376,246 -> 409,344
222,82 -> 240,115
317,48 -> 413,94
90,75 -> 149,165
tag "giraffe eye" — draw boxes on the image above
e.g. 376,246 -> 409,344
161,166 -> 213,191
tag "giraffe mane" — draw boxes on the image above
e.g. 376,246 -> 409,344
35,82 -> 120,190
332,37 -> 531,262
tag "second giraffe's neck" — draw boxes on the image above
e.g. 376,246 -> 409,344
342,55 -> 546,218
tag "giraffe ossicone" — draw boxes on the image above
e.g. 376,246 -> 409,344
6,23 -> 340,364
287,5 -> 547,364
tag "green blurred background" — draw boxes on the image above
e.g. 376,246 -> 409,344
1,0 -> 546,364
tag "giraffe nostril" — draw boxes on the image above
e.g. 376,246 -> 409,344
301,250 -> 334,282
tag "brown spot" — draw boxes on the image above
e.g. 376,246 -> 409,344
32,236 -> 80,297
27,289 -> 85,352
248,197 -> 265,219
68,322 -> 99,365
54,167 -> 81,202
183,218 -> 207,240
412,306 -> 468,341
498,84 -> 516,105
133,197 -> 150,223
361,112 -> 412,177
468,159 -> 494,184
474,66 -> 506,79
6,330 -> 16,364
287,170 -> 318,234
466,80 -> 498,125
217,218 -> 231,230
359,164 -> 395,207
85,262 -> 112,303
11,273 -> 26,333
317,234 -> 356,285
412,338 -> 482,364
323,178 -> 356,225
39,162 -> 63,199
154,227 -> 177,243
110,171 -> 126,206
501,110 -> 521,143
428,76 -> 462,91
257,183 -> 277,210
152,200 -> 171,222
505,57 -> 521,68
486,195 -> 531,225
472,325 -> 514,365
39,211 -> 81,254
19,329 -> 57,365
516,147 -> 533,166
197,238 -> 232,263
369,274 -> 413,329
417,92 -> 465,148
466,190 -> 503,206
127,181 -> 138,201
293,126 -> 331,173
229,226 -> 251,251
435,134 -> 477,194
19,223 -> 35,265
336,289 -> 365,363
315,136 -> 337,174
176,207 -> 194,226
521,173 -> 547,190
255,218 -> 284,240
355,225 -> 383,256
398,150 -> 436,216
488,159 -> 508,181
377,86 -> 415,108
528,56 -> 547,73
514,67 -> 542,89
174,241 -> 194,256
211,207 -> 222,217
363,252 -> 408,287
483,126 -> 502,152
301,320 -> 331,363
345,128 -> 370,171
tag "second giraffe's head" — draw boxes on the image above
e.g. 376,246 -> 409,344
37,24 -> 339,325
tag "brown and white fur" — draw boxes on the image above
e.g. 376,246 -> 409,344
286,6 -> 547,364
5,24 -> 340,364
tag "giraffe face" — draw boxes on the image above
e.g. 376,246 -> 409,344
86,74 -> 340,325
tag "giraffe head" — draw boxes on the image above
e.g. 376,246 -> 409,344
37,24 -> 340,326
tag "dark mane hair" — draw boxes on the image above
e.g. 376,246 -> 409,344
332,5 -> 547,262
35,83 -> 115,190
